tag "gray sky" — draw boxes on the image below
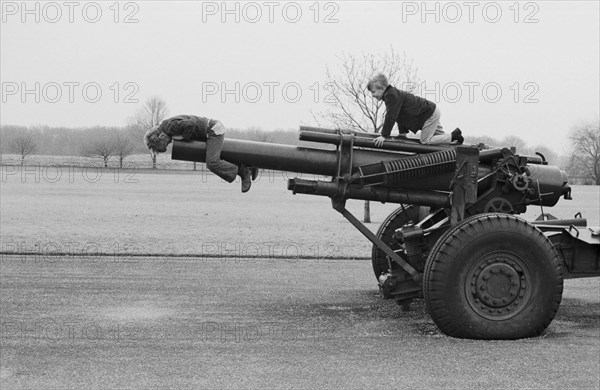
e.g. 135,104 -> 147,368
1,0 -> 598,153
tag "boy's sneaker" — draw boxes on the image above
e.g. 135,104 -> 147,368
451,128 -> 464,144
238,165 -> 252,193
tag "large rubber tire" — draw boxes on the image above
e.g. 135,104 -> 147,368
371,205 -> 421,280
423,214 -> 563,339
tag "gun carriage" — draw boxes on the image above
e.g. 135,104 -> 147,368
172,126 -> 599,339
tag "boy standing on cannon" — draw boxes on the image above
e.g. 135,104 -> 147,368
367,73 -> 464,147
144,115 -> 258,192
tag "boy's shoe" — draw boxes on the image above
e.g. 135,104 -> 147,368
451,128 -> 464,144
251,167 -> 259,181
238,165 -> 252,193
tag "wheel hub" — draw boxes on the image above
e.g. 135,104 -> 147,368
466,252 -> 531,320
483,198 -> 514,214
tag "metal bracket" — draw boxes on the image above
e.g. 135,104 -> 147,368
331,198 -> 422,283
450,146 -> 479,225
335,133 -> 354,196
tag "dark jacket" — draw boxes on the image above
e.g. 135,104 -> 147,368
158,115 -> 217,141
381,86 -> 436,137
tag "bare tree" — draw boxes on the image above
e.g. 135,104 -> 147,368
568,121 -> 600,184
82,128 -> 117,167
132,96 -> 169,169
318,48 -> 419,222
114,130 -> 135,169
134,96 -> 169,129
9,129 -> 38,165
319,48 -> 419,133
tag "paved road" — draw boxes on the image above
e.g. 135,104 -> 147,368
1,256 -> 598,389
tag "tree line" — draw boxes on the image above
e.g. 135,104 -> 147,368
0,123 -> 308,167
1,122 -> 598,184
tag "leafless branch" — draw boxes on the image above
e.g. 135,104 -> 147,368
317,48 -> 420,134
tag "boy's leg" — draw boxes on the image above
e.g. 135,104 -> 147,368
420,107 -> 451,145
205,124 -> 239,183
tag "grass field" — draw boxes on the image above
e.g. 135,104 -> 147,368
1,165 -> 599,389
0,165 -> 404,259
0,153 -> 197,170
1,165 -> 598,259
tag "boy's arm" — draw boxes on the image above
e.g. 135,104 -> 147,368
176,117 -> 195,141
381,93 -> 402,137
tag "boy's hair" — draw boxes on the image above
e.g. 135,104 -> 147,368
366,73 -> 389,91
143,125 -> 162,153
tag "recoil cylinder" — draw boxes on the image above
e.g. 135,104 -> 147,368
353,149 -> 457,187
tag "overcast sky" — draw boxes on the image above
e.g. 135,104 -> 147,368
1,0 -> 598,153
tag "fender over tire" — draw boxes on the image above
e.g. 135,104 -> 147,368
423,214 -> 563,339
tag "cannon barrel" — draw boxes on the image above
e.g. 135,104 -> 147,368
300,129 -> 446,155
299,126 -> 506,162
173,138 -> 439,177
288,178 -> 451,208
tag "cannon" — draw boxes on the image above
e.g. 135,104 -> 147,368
172,126 -> 600,340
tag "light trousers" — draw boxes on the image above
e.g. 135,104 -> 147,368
420,107 -> 451,145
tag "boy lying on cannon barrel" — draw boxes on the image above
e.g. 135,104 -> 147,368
144,115 -> 258,193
